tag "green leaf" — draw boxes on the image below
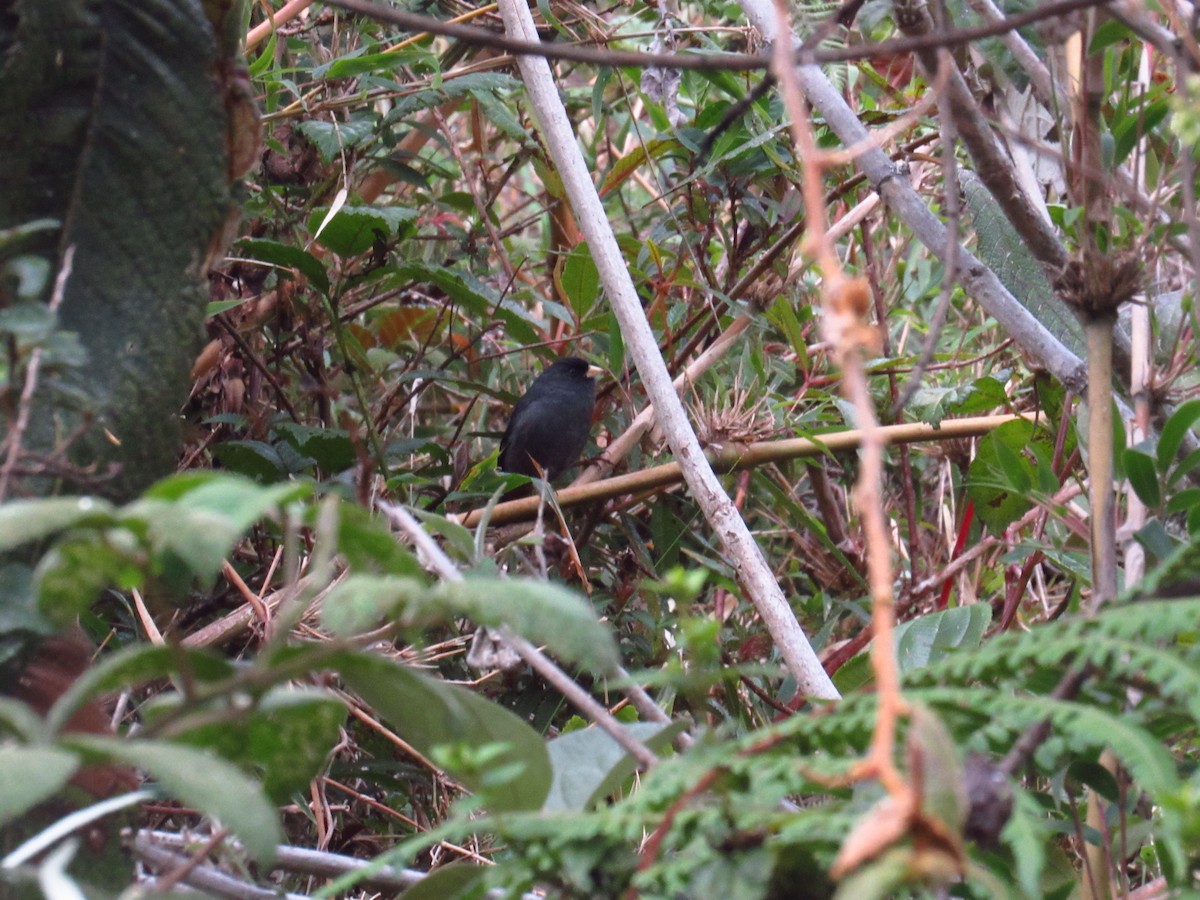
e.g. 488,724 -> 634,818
46,644 -> 234,737
410,508 -> 477,563
1134,519 -> 1180,565
951,375 -> 1009,416
0,745 -> 79,826
894,605 -> 992,674
129,474 -> 309,581
336,654 -> 552,812
0,302 -> 56,341
558,242 -> 600,320
322,49 -> 427,79
468,87 -> 528,143
1002,787 -> 1050,898
387,263 -> 497,320
598,138 -> 681,197
907,384 -> 963,428
35,530 -> 143,626
908,705 -> 965,834
400,862 -> 488,899
543,722 -> 679,812
438,578 -> 619,673
234,238 -> 330,294
295,117 -> 377,161
0,496 -> 116,553
330,503 -> 424,577
0,697 -> 45,741
1165,487 -> 1200,516
1113,99 -> 1169,166
275,424 -> 357,473
212,440 -> 290,483
67,736 -> 281,863
1158,398 -> 1200,474
1123,444 -> 1161,508
307,205 -> 417,257
968,419 -> 1039,529
172,687 -> 346,804
320,574 -> 427,636
962,172 -> 1085,358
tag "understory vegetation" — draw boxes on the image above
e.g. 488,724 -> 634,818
4,0 -> 1200,897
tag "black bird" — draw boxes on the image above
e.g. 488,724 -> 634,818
499,356 -> 598,482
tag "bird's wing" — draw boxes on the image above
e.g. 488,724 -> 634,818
499,390 -> 539,464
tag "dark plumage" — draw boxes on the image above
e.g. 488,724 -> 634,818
499,357 -> 597,482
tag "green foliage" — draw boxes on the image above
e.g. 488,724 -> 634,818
6,0 -> 1200,896
967,418 -> 1059,530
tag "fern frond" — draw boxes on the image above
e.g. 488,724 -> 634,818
915,688 -> 1183,796
908,599 -> 1200,688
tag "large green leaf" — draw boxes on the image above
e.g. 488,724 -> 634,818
894,605 -> 992,674
67,736 -> 281,864
337,654 -> 552,813
0,745 -> 80,827
543,722 -> 679,812
169,686 -> 347,804
46,643 -> 234,737
436,578 -> 619,674
0,497 -> 115,553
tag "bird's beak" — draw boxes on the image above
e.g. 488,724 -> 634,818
587,364 -> 604,379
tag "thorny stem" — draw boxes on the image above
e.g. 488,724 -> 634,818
769,0 -> 908,798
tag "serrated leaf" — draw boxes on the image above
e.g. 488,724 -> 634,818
295,118 -> 376,161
